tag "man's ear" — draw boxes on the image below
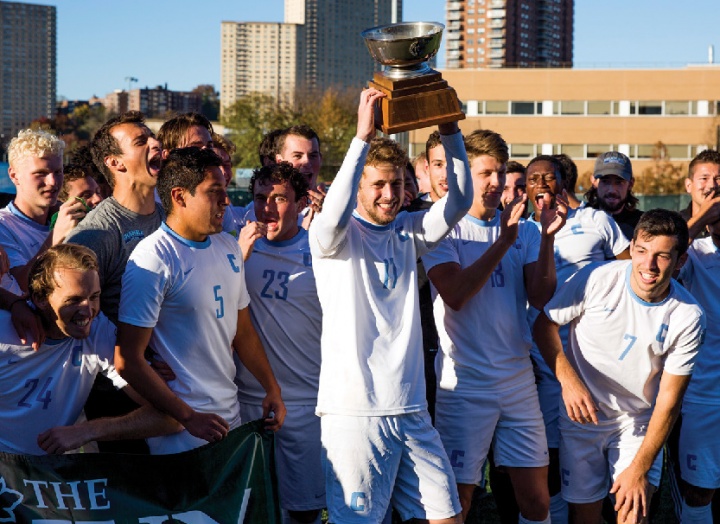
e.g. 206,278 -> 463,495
7,165 -> 19,186
628,178 -> 635,191
106,155 -> 125,173
170,187 -> 186,209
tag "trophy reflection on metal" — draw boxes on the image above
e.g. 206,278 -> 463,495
361,22 -> 465,134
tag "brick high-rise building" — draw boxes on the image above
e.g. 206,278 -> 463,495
0,1 -> 56,143
221,0 -> 401,114
446,0 -> 573,69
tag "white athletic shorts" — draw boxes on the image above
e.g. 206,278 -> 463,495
321,411 -> 461,523
435,380 -> 549,484
559,417 -> 663,504
679,400 -> 720,489
239,403 -> 325,511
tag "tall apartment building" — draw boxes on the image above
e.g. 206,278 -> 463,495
0,1 -> 56,143
221,22 -> 303,110
221,0 -> 401,114
446,0 -> 573,69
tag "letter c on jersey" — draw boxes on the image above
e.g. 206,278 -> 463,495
450,450 -> 465,468
227,254 -> 241,273
350,492 -> 366,512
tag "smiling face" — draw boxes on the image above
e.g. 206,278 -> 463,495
110,123 -> 163,188
593,174 -> 632,214
65,175 -> 103,208
469,154 -> 506,218
526,160 -> 562,215
356,164 -> 404,225
277,135 -> 322,189
629,233 -> 679,303
686,162 -> 720,210
254,179 -> 301,242
427,144 -> 448,202
37,267 -> 101,340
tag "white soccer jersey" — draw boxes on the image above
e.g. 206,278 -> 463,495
679,237 -> 720,405
0,311 -> 122,454
544,260 -> 705,426
237,229 -> 321,405
422,211 -> 540,393
0,202 -> 50,268
119,224 -> 250,453
309,133 -> 471,417
528,206 -> 630,378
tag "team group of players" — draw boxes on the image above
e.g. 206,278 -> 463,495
0,87 -> 718,524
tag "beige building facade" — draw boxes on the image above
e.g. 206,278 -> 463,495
0,1 -> 56,142
409,66 -> 720,184
221,0 -> 400,115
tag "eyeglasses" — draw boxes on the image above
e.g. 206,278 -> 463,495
527,173 -> 557,186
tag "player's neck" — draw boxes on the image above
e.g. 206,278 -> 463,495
113,182 -> 157,216
13,198 -> 50,225
468,201 -> 496,221
165,216 -> 208,243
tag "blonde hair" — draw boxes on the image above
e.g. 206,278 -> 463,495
7,129 -> 65,167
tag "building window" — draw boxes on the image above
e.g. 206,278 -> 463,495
555,144 -> 584,158
587,101 -> 612,115
511,101 -> 538,115
510,144 -> 535,158
665,101 -> 690,115
485,100 -> 508,114
555,101 -> 584,115
632,101 -> 662,115
587,144 -> 613,158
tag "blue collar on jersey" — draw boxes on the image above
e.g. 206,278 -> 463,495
161,222 -> 211,249
465,209 -> 500,227
8,202 -> 51,231
352,210 -> 395,231
624,263 -> 673,307
258,228 -> 307,248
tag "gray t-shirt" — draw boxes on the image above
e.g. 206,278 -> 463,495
65,197 -> 164,323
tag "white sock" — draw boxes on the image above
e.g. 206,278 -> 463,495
680,499 -> 713,523
549,492 -> 568,524
518,514 -> 551,524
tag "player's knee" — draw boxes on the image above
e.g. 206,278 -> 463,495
684,484 -> 715,507
517,490 -> 550,521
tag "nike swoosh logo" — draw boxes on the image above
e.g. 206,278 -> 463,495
461,239 -> 472,245
7,357 -> 22,365
183,267 -> 194,276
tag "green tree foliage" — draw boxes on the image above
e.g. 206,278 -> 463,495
31,104 -> 108,157
222,88 -> 357,182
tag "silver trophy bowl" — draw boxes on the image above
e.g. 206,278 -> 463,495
361,22 -> 444,79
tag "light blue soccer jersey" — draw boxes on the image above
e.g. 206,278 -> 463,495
120,224 -> 250,453
0,312 -> 121,454
679,237 -> 719,404
238,229 -> 321,405
0,202 -> 50,268
422,211 -> 540,393
545,260 -> 705,426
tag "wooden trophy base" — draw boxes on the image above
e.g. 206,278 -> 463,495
369,70 -> 465,134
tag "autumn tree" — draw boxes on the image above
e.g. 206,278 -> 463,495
221,88 -> 358,182
634,142 -> 687,194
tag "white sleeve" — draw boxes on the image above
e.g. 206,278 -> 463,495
309,138 -> 369,256
421,226 -> 460,272
118,248 -> 170,328
594,210 -> 630,257
522,222 -> 541,266
414,131 -> 473,256
543,262 -> 598,326
664,307 -> 706,376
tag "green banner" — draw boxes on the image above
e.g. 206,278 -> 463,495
0,420 -> 279,523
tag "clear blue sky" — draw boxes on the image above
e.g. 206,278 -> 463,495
20,0 -> 720,100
